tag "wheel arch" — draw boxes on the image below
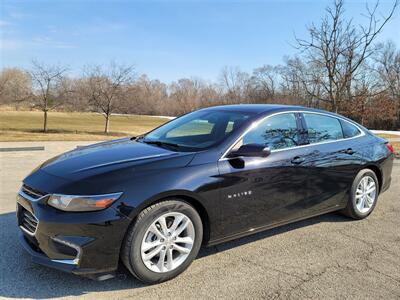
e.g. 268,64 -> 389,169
167,194 -> 211,245
127,190 -> 211,245
363,164 -> 383,193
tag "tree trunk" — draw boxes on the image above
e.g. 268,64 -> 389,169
43,109 -> 48,133
104,114 -> 110,134
360,100 -> 365,126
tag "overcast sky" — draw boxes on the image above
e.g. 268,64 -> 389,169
1,0 -> 399,82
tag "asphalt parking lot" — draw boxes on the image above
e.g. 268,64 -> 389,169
0,141 -> 399,299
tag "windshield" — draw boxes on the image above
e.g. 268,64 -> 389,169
140,110 -> 253,151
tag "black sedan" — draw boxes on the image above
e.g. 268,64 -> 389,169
17,104 -> 394,283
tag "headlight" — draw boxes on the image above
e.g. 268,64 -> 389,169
47,192 -> 123,212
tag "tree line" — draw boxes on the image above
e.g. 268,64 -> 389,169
0,0 -> 399,133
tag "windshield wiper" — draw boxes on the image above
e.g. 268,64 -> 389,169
132,135 -> 144,141
142,139 -> 181,150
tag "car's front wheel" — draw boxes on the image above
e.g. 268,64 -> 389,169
121,200 -> 203,283
342,168 -> 379,219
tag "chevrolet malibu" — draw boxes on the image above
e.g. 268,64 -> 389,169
17,104 -> 394,283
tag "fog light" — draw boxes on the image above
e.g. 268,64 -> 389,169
51,237 -> 82,265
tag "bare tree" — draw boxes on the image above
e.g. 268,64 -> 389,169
376,41 -> 400,97
219,66 -> 251,103
0,71 -> 11,100
281,56 -> 326,108
121,74 -> 168,115
251,65 -> 279,102
349,62 -> 386,125
374,41 -> 400,126
29,61 -> 69,132
84,62 -> 135,133
0,68 -> 32,109
64,78 -> 91,112
295,0 -> 398,112
169,78 -> 205,114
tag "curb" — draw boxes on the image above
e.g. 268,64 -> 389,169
0,146 -> 45,152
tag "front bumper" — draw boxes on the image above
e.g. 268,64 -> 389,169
16,189 -> 131,277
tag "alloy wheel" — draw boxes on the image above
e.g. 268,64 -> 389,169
140,212 -> 195,273
355,175 -> 377,214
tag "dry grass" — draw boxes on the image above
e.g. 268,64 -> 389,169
1,110 -> 400,155
0,111 -> 169,141
389,141 -> 400,154
375,134 -> 400,154
375,133 -> 400,139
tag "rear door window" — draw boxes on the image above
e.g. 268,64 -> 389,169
303,113 -> 343,144
340,120 -> 361,138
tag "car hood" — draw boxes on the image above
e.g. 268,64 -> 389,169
36,138 -> 195,181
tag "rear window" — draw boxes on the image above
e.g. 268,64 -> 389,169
303,113 -> 343,144
340,120 -> 361,138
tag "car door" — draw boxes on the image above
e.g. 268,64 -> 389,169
298,112 -> 365,212
217,112 -> 312,238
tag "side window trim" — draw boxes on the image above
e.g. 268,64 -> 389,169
299,112 -> 364,145
220,111 -> 366,161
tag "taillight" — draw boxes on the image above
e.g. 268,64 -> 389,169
386,143 -> 394,154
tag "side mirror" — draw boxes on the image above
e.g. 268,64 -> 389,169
228,143 -> 271,158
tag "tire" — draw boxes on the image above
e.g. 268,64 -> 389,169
121,200 -> 203,284
341,168 -> 379,219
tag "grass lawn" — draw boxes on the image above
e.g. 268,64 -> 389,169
0,111 -> 169,141
1,111 -> 399,155
374,133 -> 400,139
373,134 -> 400,154
389,141 -> 400,153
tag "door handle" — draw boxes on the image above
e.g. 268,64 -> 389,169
341,148 -> 356,155
291,156 -> 305,165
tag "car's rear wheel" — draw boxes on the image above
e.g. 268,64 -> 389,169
121,200 -> 203,283
341,169 -> 379,219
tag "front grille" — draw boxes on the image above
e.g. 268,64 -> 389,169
19,206 -> 39,235
21,184 -> 46,199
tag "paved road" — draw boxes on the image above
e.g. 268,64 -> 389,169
0,142 -> 399,299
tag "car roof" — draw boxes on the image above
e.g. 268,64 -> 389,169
202,104 -> 327,115
202,104 -> 367,130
